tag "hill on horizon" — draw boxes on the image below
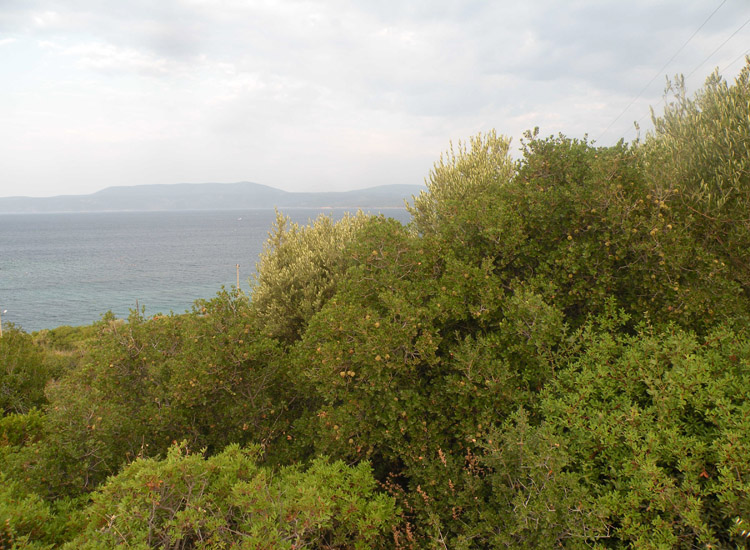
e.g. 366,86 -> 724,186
0,182 -> 425,214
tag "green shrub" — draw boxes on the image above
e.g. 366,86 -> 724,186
0,326 -> 50,415
64,443 -> 398,549
644,60 -> 750,294
38,291 -> 289,497
289,214 -> 566,545
480,322 -> 750,548
251,210 -> 372,344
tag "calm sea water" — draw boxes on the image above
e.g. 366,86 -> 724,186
0,208 -> 411,332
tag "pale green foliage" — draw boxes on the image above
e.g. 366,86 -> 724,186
408,130 -> 515,237
536,323 -> 750,547
64,443 -> 398,549
645,59 -> 750,290
0,474 -> 58,549
251,210 -> 372,343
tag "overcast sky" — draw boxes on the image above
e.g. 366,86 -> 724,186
1,1 -> 749,198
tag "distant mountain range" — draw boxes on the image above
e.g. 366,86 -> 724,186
0,182 -> 426,213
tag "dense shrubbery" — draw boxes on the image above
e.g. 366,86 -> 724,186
252,210 -> 372,345
2,62 -> 750,548
18,292 -> 295,499
0,326 -> 52,415
644,64 -> 750,293
63,444 -> 396,550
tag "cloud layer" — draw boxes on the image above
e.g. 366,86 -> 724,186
1,0 -> 748,197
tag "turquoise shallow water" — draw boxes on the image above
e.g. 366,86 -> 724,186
0,208 -> 411,332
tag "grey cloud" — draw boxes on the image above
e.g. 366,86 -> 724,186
2,0 -> 749,198
468,1 -> 747,94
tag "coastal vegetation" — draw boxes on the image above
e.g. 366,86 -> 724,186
2,63 -> 750,548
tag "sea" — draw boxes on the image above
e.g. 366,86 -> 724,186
0,208 -> 411,332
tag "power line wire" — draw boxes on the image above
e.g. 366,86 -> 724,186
722,48 -> 750,73
686,14 -> 750,79
622,18 -> 750,143
624,42 -> 750,143
597,0 -> 727,142
644,16 -> 750,135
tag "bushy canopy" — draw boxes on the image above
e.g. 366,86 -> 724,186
64,444 -> 396,550
644,62 -> 750,292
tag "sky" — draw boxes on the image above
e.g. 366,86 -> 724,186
1,1 -> 749,198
